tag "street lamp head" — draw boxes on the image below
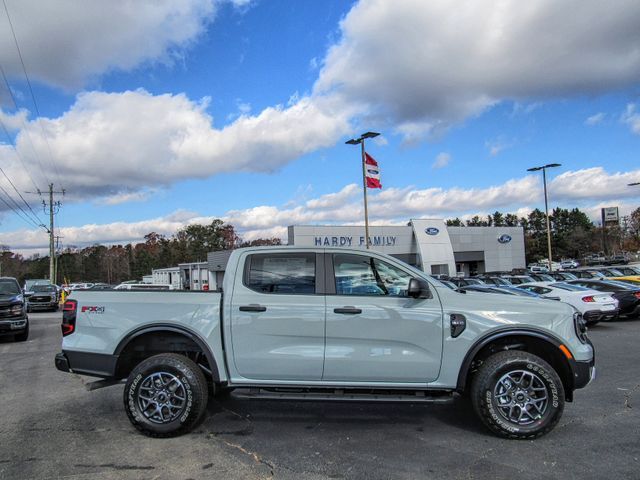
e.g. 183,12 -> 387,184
628,182 -> 640,186
527,163 -> 561,172
345,138 -> 361,145
361,131 -> 380,139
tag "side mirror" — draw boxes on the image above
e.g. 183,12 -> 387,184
408,278 -> 430,299
23,290 -> 33,298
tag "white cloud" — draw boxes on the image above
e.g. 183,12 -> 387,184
585,112 -> 605,126
432,152 -> 451,169
6,166 -> 640,254
0,0 -> 222,90
549,167 -> 640,201
97,190 -> 157,206
0,108 -> 28,131
621,104 -> 640,135
3,0 -> 640,206
305,184 -> 359,209
315,0 -> 640,140
0,89 -> 350,200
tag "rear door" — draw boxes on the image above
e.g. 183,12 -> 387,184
323,252 -> 443,383
229,251 -> 325,381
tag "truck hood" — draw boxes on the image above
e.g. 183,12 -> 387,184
437,287 -> 574,331
0,294 -> 24,305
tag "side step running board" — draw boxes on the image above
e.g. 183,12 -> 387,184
232,387 -> 455,403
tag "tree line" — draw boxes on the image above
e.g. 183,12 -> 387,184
0,220 -> 280,285
2,207 -> 639,284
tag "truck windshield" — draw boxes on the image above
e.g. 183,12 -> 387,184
33,285 -> 56,292
0,279 -> 21,295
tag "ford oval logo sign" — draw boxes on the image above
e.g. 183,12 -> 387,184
498,234 -> 512,244
425,227 -> 439,236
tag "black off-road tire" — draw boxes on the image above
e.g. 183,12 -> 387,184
471,350 -> 565,439
124,353 -> 208,438
14,323 -> 29,342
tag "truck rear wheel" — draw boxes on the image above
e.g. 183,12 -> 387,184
471,350 -> 564,439
124,353 -> 208,437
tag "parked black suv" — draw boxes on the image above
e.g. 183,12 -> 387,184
0,277 -> 29,341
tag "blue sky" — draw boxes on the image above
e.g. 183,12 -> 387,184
0,0 -> 639,255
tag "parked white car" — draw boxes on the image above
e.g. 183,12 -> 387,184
538,260 -> 563,271
561,259 -> 580,269
517,282 -> 618,325
528,264 -> 549,273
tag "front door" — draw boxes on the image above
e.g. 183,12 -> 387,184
323,252 -> 443,383
229,251 -> 325,381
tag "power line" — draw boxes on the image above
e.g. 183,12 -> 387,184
0,163 -> 44,225
0,119 -> 44,225
0,64 -> 50,186
0,185 -> 45,230
0,113 -> 40,192
1,0 -> 63,189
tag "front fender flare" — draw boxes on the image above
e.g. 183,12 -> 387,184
455,327 -> 576,393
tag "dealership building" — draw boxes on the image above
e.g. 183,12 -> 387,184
287,219 -> 525,276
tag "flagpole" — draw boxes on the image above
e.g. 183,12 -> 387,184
345,131 -> 380,250
361,140 -> 371,249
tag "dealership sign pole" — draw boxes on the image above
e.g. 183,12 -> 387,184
346,131 -> 380,249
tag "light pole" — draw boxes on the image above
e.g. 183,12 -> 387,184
527,163 -> 561,272
346,131 -> 380,249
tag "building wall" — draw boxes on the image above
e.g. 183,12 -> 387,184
178,262 -> 209,290
448,226 -> 526,272
152,267 -> 181,288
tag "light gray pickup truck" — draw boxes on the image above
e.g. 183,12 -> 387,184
55,246 -> 595,439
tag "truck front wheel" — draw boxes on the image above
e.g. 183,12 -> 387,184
470,350 -> 565,439
123,353 -> 209,437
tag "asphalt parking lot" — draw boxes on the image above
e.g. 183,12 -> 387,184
1,312 -> 638,480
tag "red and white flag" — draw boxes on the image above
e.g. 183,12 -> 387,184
364,152 -> 382,189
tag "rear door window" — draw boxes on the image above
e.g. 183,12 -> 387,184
245,253 -> 316,294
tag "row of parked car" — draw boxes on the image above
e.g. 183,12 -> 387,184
528,253 -> 631,272
436,264 -> 640,326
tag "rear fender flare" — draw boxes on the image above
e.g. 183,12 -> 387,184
114,323 -> 220,381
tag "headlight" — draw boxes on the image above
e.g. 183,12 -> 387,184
9,304 -> 23,315
573,311 -> 588,343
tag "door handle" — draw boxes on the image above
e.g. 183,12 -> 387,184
334,307 -> 362,314
239,304 -> 267,312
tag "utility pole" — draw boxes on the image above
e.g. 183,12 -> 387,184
40,184 -> 65,283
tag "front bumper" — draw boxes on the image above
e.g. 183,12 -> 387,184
0,317 -> 28,336
29,301 -> 58,310
574,359 -> 596,389
572,336 -> 595,390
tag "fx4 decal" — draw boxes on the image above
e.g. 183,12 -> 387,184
81,306 -> 105,314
